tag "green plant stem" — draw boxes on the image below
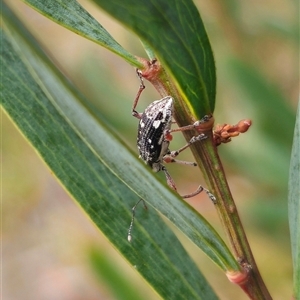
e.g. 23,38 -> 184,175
189,135 -> 272,300
176,106 -> 272,299
143,61 -> 272,299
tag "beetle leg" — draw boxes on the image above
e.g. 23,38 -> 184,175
161,166 -> 177,191
163,155 -> 197,166
162,134 -> 207,166
132,110 -> 143,119
161,166 -> 215,200
183,185 -> 217,202
167,114 -> 212,134
132,69 -> 145,119
169,134 -> 207,158
163,130 -> 173,141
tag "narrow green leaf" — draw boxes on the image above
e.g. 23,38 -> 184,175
23,0 -> 215,117
2,2 -> 237,273
1,27 -> 218,299
92,0 -> 216,116
89,248 -> 147,300
288,101 -> 300,298
22,0 -> 143,68
2,3 -> 239,296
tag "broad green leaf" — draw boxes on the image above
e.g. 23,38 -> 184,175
92,0 -> 216,117
288,101 -> 300,298
22,0 -> 143,68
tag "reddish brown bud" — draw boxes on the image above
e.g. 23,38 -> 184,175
226,270 -> 249,285
213,119 -> 252,146
236,119 -> 252,133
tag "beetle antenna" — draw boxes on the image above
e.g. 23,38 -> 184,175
127,199 -> 147,242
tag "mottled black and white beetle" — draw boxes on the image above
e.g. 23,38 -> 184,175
131,71 -> 212,199
127,70 -> 218,241
132,95 -> 207,196
127,71 -> 216,241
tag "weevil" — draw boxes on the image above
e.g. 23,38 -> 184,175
132,71 -> 213,198
133,95 -> 211,195
127,71 -> 216,241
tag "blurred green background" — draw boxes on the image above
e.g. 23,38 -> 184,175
3,0 -> 298,299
